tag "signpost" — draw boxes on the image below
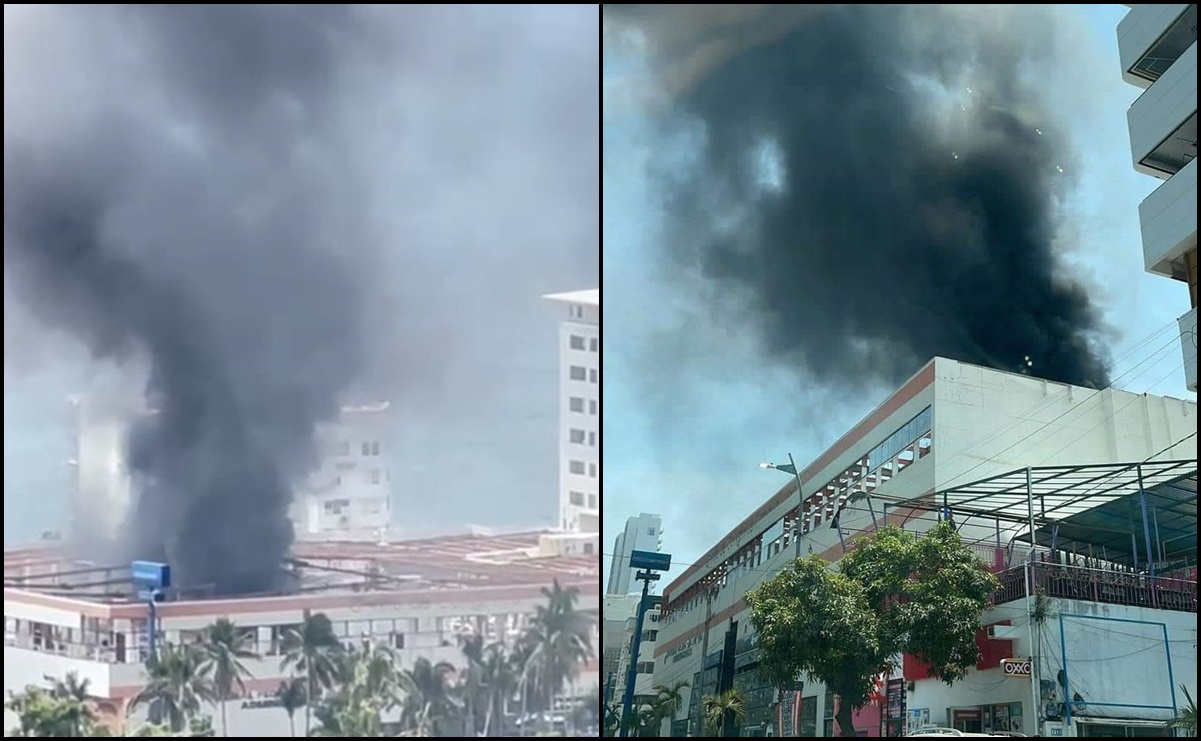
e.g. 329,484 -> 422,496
130,561 -> 170,663
1001,658 -> 1034,678
629,549 -> 671,572
619,551 -> 672,738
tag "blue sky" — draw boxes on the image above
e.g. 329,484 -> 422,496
602,4 -> 1196,590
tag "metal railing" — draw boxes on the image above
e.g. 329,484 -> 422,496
990,562 -> 1197,614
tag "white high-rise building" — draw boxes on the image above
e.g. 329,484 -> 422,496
1117,4 -> 1198,391
70,398 -> 393,542
544,289 -> 600,532
606,512 -> 663,595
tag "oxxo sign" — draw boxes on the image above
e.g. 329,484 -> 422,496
1001,658 -> 1033,678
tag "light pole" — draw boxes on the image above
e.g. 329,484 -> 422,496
760,453 -> 805,559
619,549 -> 672,738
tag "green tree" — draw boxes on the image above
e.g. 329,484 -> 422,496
521,580 -> 594,734
400,657 -> 461,737
131,643 -> 217,734
478,640 -> 521,737
275,678 -> 306,737
701,688 -> 744,737
1169,685 -> 1198,736
6,677 -> 98,737
280,611 -> 344,737
646,681 -> 689,737
199,617 -> 258,737
313,638 -> 408,737
746,522 -> 999,736
461,634 -> 487,736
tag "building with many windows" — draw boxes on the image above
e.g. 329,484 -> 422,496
69,398 -> 394,542
649,357 -> 1196,737
1117,3 -> 1198,391
4,530 -> 600,736
607,513 -> 664,596
544,289 -> 601,533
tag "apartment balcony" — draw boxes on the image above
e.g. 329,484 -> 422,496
1181,306 -> 1198,393
1127,40 -> 1197,179
1139,156 -> 1197,277
1118,3 -> 1197,89
991,562 -> 1197,614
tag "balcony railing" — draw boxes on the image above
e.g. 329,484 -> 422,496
990,562 -> 1197,614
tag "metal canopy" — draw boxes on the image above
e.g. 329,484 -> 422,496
908,459 -> 1197,570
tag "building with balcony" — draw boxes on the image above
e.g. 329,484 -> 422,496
607,513 -> 664,596
1117,4 -> 1198,391
3,530 -> 599,736
648,357 -> 1196,737
544,289 -> 601,533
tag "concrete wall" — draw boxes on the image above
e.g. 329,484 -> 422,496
1127,41 -> 1196,176
909,597 -> 1197,735
1140,157 -> 1198,277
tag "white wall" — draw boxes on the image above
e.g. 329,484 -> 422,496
557,310 -> 600,532
1127,41 -> 1197,176
1139,156 -> 1198,277
1117,4 -> 1193,85
910,597 -> 1197,735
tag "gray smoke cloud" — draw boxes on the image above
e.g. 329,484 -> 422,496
608,4 -> 1112,390
5,5 -> 598,593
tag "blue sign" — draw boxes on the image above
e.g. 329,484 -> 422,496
630,549 -> 671,571
131,561 -> 171,590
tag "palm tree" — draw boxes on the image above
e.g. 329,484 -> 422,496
461,634 -> 487,736
521,581 -> 594,734
701,688 -> 744,738
400,657 -> 461,737
647,681 -> 688,737
276,678 -> 307,737
1170,684 -> 1198,735
478,640 -> 520,737
280,611 -> 344,737
199,617 -> 258,737
130,643 -> 217,733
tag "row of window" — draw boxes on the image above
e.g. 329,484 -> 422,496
335,441 -> 383,457
568,335 -> 600,353
569,428 -> 598,447
569,365 -> 599,383
568,460 -> 598,478
568,396 -> 599,415
332,469 -> 387,487
568,490 -> 598,509
662,409 -> 935,622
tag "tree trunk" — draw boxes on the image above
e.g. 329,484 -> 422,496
220,696 -> 229,738
483,692 -> 494,737
305,668 -> 314,737
288,711 -> 296,737
835,699 -> 856,737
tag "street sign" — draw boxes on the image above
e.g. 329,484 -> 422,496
1001,658 -> 1033,678
131,561 -> 171,590
630,549 -> 671,571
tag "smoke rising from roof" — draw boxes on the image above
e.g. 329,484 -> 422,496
5,6 -> 598,592
609,4 -> 1112,390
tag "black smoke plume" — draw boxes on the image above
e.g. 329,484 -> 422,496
4,6 -> 373,595
612,4 -> 1111,389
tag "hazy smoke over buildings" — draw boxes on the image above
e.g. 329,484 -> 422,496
608,4 -> 1112,390
5,6 -> 598,593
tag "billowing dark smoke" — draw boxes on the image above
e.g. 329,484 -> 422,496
4,6 -> 371,594
615,4 -> 1111,389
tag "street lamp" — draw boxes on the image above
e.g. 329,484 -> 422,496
760,453 -> 805,559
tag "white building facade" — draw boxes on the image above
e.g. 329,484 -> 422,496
544,289 -> 600,533
1117,4 -> 1198,391
70,399 -> 393,542
649,358 -> 1196,737
607,513 -> 664,596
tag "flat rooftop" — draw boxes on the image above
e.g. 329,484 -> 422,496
543,288 -> 599,307
4,530 -> 598,612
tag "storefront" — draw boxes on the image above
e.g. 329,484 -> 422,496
945,703 -> 1025,735
1073,718 -> 1172,737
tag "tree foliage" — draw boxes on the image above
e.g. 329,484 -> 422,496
746,522 -> 999,735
